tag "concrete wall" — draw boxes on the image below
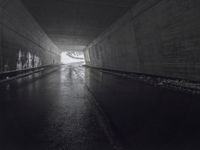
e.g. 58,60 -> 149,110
0,0 -> 60,72
84,0 -> 200,81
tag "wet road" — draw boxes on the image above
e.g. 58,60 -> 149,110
1,64 -> 200,150
0,64 -> 114,150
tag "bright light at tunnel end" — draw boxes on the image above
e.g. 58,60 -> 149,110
61,51 -> 85,65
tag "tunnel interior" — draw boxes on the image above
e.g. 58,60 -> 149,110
1,0 -> 200,150
1,0 -> 200,82
21,0 -> 139,52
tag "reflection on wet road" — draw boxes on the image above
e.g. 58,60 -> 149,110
1,63 -> 200,150
0,64 -> 113,150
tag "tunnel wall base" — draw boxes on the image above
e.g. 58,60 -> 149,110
0,0 -> 60,72
84,0 -> 200,82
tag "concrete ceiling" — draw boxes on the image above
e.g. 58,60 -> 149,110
22,0 -> 139,51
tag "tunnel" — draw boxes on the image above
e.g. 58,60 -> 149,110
1,0 -> 200,149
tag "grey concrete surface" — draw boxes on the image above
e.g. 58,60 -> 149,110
84,0 -> 200,82
22,0 -> 139,51
0,0 -> 60,72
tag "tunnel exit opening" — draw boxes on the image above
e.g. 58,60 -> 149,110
61,51 -> 85,64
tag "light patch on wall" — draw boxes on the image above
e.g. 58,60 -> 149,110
85,50 -> 90,62
16,50 -> 23,70
34,55 -> 41,67
28,52 -> 32,68
61,52 -> 84,64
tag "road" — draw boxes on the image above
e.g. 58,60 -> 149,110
0,64 -> 114,150
0,63 -> 200,150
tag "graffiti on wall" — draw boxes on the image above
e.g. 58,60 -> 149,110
16,49 -> 41,70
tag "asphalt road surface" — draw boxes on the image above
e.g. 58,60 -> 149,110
0,64 -> 114,150
1,63 -> 200,150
